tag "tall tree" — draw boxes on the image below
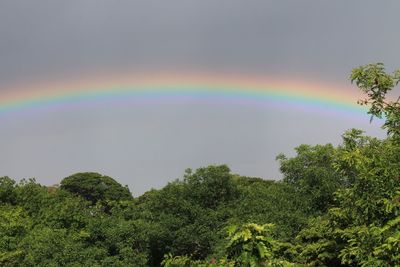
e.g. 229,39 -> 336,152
60,172 -> 133,204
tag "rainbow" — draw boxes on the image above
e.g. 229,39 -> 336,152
0,72 -> 367,118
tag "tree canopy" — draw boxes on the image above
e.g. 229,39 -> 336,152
60,172 -> 133,204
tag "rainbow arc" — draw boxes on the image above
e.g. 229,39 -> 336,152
0,72 -> 366,117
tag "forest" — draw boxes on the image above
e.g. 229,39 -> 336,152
1,63 -> 400,266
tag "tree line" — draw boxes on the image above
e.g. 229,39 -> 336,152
1,63 -> 400,266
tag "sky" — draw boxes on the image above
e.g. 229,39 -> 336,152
1,1 -> 400,195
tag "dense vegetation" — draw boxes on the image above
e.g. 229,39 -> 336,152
1,63 -> 400,266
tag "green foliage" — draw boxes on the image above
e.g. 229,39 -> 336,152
183,165 -> 239,209
60,172 -> 133,204
0,177 -> 17,205
135,166 -> 307,265
0,205 -> 31,267
225,223 -> 292,266
293,63 -> 400,266
294,131 -> 400,266
15,178 -> 51,217
162,254 -> 201,267
277,144 -> 344,213
161,253 -> 235,267
162,223 -> 293,267
19,227 -> 94,267
0,175 -> 149,266
230,178 -> 308,240
295,216 -> 343,266
351,63 -> 400,139
135,165 -> 239,265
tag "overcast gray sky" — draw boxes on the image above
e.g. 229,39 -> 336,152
1,1 -> 399,195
